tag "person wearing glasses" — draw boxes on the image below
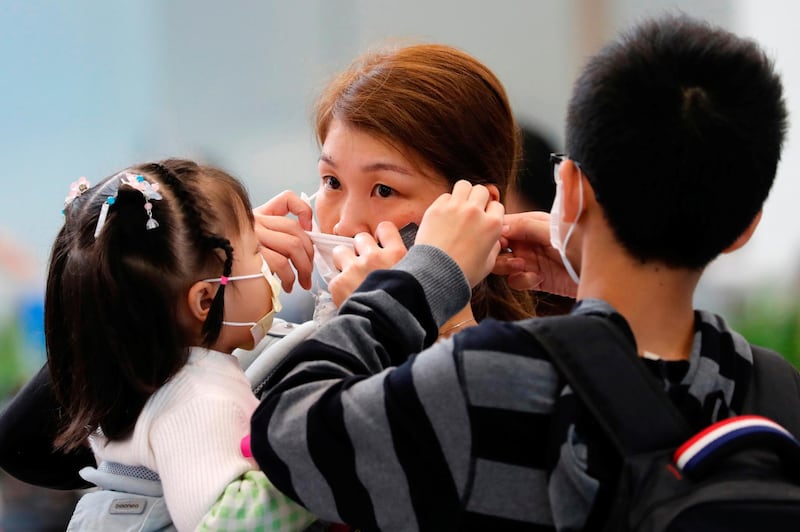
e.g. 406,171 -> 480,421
249,14 -> 794,530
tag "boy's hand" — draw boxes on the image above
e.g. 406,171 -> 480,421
416,181 -> 504,288
494,211 -> 578,297
329,223 -> 408,307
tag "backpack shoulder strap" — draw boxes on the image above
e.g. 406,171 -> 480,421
745,345 -> 800,439
519,314 -> 691,456
80,461 -> 163,497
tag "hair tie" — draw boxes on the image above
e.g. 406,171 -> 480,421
219,276 -> 229,286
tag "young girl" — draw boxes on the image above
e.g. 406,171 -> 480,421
49,159 -> 315,531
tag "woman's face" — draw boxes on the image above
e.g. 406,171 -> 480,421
315,119 -> 451,236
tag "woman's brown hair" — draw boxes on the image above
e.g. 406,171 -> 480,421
315,43 -> 535,320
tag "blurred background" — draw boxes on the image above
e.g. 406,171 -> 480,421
1,0 -> 798,528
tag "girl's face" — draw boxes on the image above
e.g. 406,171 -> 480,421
216,222 -> 276,351
315,119 -> 451,236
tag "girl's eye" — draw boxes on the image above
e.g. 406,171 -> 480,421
322,176 -> 341,190
374,184 -> 394,198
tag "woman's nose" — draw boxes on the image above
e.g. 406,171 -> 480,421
332,207 -> 371,237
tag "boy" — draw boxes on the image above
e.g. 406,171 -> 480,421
250,14 -> 793,531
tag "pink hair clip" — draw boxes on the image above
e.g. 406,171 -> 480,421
64,176 -> 91,210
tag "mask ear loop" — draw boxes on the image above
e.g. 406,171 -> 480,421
560,171 -> 584,284
204,255 -> 283,325
202,237 -> 234,345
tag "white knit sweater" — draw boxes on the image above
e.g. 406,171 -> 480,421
90,347 -> 259,531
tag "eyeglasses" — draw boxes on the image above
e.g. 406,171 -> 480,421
550,153 -> 597,200
549,153 -> 585,183
550,153 -> 566,184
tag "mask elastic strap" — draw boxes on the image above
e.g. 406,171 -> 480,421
202,272 -> 264,284
222,307 -> 276,328
560,173 -> 584,284
222,320 -> 259,327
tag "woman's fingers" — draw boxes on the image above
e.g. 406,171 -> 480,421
253,190 -> 314,229
252,191 -> 315,291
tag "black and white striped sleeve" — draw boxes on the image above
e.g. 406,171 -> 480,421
250,245 -> 472,530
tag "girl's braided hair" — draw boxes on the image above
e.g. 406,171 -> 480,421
47,159 -> 254,451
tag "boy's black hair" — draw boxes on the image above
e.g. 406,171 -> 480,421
45,159 -> 254,451
565,14 -> 787,269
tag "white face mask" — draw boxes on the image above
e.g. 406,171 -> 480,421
204,256 -> 283,346
305,231 -> 355,285
299,191 -> 357,287
549,165 -> 583,285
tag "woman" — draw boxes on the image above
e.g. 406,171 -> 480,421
256,43 -> 535,336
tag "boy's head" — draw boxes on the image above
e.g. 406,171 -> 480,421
565,14 -> 787,269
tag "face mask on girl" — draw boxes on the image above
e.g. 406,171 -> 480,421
549,162 -> 584,285
204,255 -> 283,346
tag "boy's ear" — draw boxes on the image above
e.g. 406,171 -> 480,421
187,281 -> 217,322
722,210 -> 762,254
561,159 -> 585,222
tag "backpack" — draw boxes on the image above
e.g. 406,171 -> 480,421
519,313 -> 800,532
66,461 -> 175,531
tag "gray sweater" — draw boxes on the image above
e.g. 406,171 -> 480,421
251,245 -> 758,531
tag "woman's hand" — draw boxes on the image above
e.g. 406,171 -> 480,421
415,181 -> 504,288
493,211 -> 578,298
329,223 -> 408,307
252,190 -> 315,292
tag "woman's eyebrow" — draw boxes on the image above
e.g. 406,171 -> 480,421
319,153 -> 412,176
362,162 -> 412,175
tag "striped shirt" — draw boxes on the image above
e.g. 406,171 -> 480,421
251,245 -> 757,531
